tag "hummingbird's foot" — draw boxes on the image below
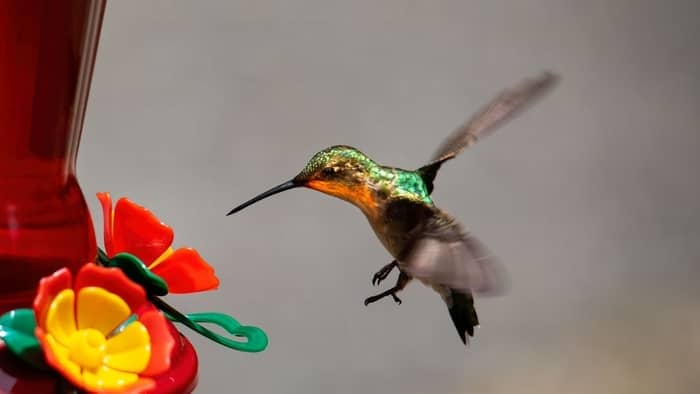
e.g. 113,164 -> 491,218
364,291 -> 402,306
372,260 -> 398,286
364,271 -> 410,306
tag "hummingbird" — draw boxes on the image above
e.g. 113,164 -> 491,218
227,72 -> 558,345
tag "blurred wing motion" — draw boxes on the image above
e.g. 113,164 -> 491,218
430,71 -> 559,164
411,71 -> 558,290
401,207 -> 508,296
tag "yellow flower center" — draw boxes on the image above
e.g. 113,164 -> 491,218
68,329 -> 107,370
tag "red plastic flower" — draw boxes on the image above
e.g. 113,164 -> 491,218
33,263 -> 175,393
97,192 -> 219,294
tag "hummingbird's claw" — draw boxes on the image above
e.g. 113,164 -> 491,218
371,260 -> 398,286
363,292 -> 402,306
365,271 -> 410,306
371,271 -> 387,286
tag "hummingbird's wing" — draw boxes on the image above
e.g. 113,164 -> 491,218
399,207 -> 508,296
389,201 -> 507,344
429,71 -> 558,164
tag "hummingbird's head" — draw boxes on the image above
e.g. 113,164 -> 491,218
294,145 -> 373,191
226,145 -> 377,216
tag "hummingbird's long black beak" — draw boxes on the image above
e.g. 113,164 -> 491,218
226,179 -> 300,216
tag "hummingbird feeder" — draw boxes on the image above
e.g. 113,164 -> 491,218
0,1 -> 268,392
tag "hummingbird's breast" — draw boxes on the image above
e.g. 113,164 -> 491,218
312,164 -> 434,258
363,198 -> 430,259
366,212 -> 409,258
357,167 -> 435,258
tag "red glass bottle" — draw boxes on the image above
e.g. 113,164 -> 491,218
0,2 -> 199,393
0,0 -> 103,313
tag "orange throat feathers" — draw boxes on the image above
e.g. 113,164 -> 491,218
306,180 -> 379,218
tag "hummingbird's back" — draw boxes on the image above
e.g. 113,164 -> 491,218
368,165 -> 434,204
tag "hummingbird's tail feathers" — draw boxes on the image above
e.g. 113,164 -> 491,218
446,289 -> 479,345
429,71 -> 559,165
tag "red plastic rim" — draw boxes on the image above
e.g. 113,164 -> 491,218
0,324 -> 198,394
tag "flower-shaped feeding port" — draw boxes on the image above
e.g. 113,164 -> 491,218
95,192 -> 268,353
33,263 -> 174,393
97,192 -> 219,294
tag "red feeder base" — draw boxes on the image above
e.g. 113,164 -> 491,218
0,325 -> 198,394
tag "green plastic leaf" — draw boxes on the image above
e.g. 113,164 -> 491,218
0,309 -> 48,370
152,297 -> 268,353
98,249 -> 169,296
183,312 -> 268,353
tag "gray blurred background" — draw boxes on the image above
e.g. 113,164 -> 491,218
79,1 -> 699,393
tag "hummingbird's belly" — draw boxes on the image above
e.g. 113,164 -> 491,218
366,216 -> 407,259
370,219 -> 448,295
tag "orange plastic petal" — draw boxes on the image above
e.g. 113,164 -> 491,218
33,268 -> 73,330
150,248 -> 219,294
96,192 -> 115,256
112,198 -> 174,264
138,309 -> 175,376
74,263 -> 147,313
